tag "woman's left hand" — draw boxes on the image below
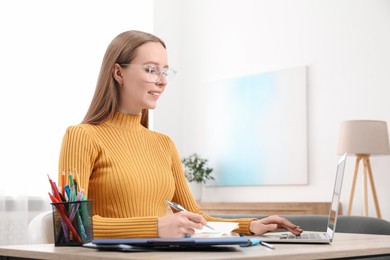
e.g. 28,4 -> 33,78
249,215 -> 303,235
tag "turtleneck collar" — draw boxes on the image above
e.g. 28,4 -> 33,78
106,112 -> 143,130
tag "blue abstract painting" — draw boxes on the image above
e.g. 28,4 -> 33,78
204,66 -> 307,186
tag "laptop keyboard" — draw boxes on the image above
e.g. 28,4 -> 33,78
282,233 -> 324,240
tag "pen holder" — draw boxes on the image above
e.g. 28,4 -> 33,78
51,200 -> 93,246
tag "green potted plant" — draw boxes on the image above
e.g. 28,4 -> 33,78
182,153 -> 214,184
182,153 -> 214,201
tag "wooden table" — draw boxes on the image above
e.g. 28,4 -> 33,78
1,233 -> 390,259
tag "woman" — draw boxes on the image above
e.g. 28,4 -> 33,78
58,30 -> 303,238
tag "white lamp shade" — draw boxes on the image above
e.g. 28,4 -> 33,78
337,120 -> 390,155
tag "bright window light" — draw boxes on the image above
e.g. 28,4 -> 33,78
0,0 -> 154,196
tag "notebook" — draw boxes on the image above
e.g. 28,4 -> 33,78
90,222 -> 245,250
193,221 -> 239,238
257,153 -> 347,244
88,217 -> 245,251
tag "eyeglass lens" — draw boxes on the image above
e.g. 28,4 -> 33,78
147,66 -> 176,83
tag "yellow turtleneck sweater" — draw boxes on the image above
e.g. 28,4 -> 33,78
58,112 -> 254,238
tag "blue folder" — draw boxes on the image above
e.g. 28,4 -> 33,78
91,237 -> 249,249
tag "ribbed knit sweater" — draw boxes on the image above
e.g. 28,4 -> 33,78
58,112 -> 254,238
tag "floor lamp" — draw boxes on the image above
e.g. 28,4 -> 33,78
337,120 -> 390,219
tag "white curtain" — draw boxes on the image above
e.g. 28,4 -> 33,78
0,195 -> 29,246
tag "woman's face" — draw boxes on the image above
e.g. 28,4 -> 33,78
114,41 -> 169,115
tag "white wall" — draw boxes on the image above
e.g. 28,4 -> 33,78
154,0 -> 390,221
1,0 -> 389,224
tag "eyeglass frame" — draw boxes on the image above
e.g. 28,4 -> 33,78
119,63 -> 177,83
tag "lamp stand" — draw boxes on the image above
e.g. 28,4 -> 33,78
347,154 -> 382,218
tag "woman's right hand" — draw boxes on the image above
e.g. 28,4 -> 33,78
157,211 -> 207,238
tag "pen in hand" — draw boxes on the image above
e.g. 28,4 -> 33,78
164,200 -> 215,230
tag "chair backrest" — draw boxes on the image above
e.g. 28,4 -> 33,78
28,210 -> 54,244
337,215 -> 390,235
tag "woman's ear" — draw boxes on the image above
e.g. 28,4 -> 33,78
112,63 -> 123,86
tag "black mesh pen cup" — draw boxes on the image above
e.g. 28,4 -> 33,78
51,200 -> 93,246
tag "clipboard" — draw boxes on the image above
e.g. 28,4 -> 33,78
88,237 -> 249,250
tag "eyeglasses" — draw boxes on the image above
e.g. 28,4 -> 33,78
120,63 -> 177,83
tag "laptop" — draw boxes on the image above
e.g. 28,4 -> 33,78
257,153 -> 347,244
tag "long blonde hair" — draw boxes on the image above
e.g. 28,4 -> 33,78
82,30 -> 166,128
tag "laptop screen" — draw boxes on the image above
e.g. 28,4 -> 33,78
326,153 -> 347,240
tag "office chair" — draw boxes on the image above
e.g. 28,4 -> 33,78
28,210 -> 54,244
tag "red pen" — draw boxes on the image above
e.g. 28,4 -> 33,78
48,174 -> 62,201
